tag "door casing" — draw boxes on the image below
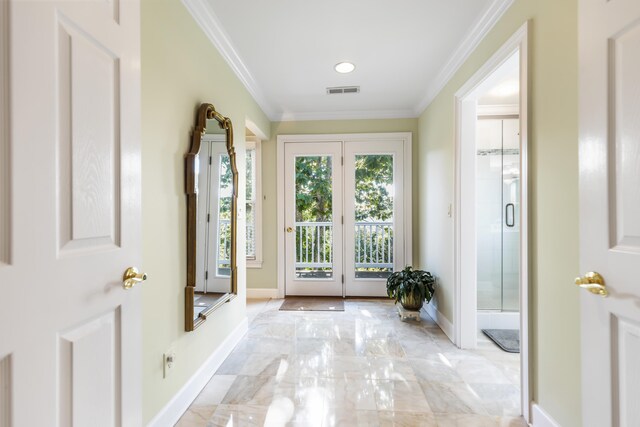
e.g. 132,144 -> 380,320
453,22 -> 530,422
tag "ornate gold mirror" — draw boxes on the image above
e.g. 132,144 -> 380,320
185,103 -> 237,331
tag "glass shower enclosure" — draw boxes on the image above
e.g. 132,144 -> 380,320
476,117 -> 520,315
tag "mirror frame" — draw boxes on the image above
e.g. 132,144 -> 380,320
185,103 -> 237,331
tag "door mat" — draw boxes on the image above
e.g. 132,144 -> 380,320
279,297 -> 345,312
482,329 -> 520,353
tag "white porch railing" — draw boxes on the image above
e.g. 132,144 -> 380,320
217,219 -> 256,269
295,221 -> 393,270
216,220 -> 394,272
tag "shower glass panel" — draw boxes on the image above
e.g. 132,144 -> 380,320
476,118 -> 520,311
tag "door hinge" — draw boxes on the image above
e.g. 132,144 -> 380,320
342,274 -> 344,284
341,215 -> 344,225
207,213 -> 210,222
341,156 -> 344,165
209,156 -> 212,165
205,271 -> 209,280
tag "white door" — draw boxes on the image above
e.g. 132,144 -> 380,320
0,1 -> 142,425
579,0 -> 640,425
344,140 -> 405,297
284,142 -> 344,296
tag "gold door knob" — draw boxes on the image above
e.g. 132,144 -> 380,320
575,271 -> 608,297
123,267 -> 148,290
286,227 -> 293,233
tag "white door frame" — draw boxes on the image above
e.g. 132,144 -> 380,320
277,133 -> 413,298
453,22 -> 530,421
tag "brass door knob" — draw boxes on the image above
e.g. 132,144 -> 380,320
123,267 -> 148,290
575,271 -> 608,297
286,227 -> 293,233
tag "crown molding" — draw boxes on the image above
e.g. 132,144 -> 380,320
413,0 -> 515,116
184,0 -> 513,123
181,0 -> 277,120
276,109 -> 418,122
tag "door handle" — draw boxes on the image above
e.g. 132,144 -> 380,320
505,203 -> 515,227
286,227 -> 294,233
575,271 -> 608,297
123,267 -> 148,290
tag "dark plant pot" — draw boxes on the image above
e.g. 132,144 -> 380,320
400,292 -> 423,311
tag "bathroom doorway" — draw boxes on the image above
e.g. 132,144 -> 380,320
453,24 -> 529,421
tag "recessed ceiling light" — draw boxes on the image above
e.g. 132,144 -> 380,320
334,62 -> 355,74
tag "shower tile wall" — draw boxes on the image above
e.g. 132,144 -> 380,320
476,118 -> 520,312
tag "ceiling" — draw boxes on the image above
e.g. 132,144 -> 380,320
188,0 -> 513,121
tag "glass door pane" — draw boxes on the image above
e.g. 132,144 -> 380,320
502,118 -> 520,311
295,155 -> 334,279
354,154 -> 394,279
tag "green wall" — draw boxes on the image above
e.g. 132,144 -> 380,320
417,0 -> 581,425
141,0 -> 270,422
247,119 -> 420,290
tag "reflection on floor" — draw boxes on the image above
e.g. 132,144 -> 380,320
177,299 -> 525,427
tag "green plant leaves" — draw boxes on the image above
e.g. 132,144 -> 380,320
385,266 -> 435,305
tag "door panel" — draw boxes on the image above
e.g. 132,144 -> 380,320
58,18 -> 121,253
0,1 -> 141,425
610,22 -> 640,252
579,0 -> 640,425
344,141 -> 404,297
285,142 -> 343,296
58,310 -> 121,426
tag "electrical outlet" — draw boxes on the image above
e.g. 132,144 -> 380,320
163,348 -> 176,379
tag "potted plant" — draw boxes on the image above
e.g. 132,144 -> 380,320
386,266 -> 435,311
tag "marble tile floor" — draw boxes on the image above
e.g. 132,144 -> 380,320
177,298 -> 525,427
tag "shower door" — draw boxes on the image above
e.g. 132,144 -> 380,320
476,118 -> 520,311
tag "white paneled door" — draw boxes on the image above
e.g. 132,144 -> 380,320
579,0 -> 640,426
0,1 -> 142,425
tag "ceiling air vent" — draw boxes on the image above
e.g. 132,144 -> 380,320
326,86 -> 360,95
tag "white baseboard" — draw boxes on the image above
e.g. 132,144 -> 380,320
532,403 -> 561,427
423,302 -> 455,342
246,288 -> 279,299
147,318 -> 249,427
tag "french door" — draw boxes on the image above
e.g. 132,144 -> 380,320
283,136 -> 407,297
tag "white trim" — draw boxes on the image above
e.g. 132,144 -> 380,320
477,103 -> 519,116
246,288 -> 279,299
276,133 -> 413,299
146,318 -> 248,427
422,302 -> 454,342
414,0 -> 515,115
277,109 -> 417,122
181,0 -> 276,120
244,118 -> 268,142
0,0 -> 9,267
477,311 -> 520,330
246,137 -> 262,268
453,22 -> 530,422
532,403 -> 561,427
246,261 -> 263,269
183,0 -> 513,121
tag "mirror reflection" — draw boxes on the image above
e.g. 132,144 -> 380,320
194,128 -> 232,318
186,104 -> 237,331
